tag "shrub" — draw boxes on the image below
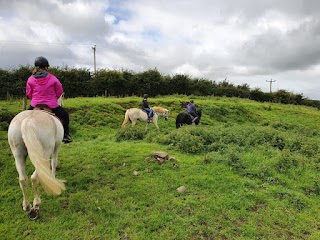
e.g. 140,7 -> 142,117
115,127 -> 145,141
303,180 -> 320,196
274,150 -> 300,173
174,129 -> 205,153
0,109 -> 15,130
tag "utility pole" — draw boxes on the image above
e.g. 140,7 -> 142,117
92,44 -> 96,74
266,79 -> 276,93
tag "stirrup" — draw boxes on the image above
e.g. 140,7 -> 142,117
63,135 -> 73,143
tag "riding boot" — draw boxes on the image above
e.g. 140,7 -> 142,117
147,118 -> 151,124
63,134 -> 72,143
192,117 -> 198,123
63,124 -> 72,143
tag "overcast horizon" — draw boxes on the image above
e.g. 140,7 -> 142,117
1,0 -> 320,99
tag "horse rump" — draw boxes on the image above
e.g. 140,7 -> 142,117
176,113 -> 192,128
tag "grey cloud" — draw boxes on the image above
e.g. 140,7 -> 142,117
1,0 -> 320,99
1,0 -> 110,42
237,18 -> 320,74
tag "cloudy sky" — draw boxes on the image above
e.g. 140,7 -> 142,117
1,0 -> 320,99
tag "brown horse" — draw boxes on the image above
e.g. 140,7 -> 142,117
151,106 -> 169,120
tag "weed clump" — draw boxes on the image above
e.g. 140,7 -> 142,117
115,127 -> 145,141
0,109 -> 15,130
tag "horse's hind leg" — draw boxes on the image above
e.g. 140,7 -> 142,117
14,154 -> 31,211
31,170 -> 41,211
153,119 -> 160,132
51,144 -> 61,178
32,148 -> 55,211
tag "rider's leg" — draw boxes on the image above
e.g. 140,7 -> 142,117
144,108 -> 152,123
190,112 -> 198,123
147,109 -> 152,123
52,106 -> 72,143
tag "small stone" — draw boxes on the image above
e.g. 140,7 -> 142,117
133,170 -> 139,176
177,186 -> 186,193
172,163 -> 179,168
156,158 -> 165,164
152,151 -> 169,159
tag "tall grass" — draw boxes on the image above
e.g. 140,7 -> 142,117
1,96 -> 320,239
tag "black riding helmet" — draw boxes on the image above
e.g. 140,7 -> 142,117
34,56 -> 50,68
143,94 -> 148,99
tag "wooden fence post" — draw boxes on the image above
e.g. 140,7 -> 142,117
22,96 -> 27,110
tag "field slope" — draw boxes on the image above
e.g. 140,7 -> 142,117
1,96 -> 320,240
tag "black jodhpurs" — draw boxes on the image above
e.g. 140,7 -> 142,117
28,105 -> 70,135
189,112 -> 198,119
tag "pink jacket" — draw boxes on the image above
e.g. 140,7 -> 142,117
26,73 -> 64,108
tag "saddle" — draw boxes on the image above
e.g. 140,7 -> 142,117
34,104 -> 55,116
142,109 -> 154,118
33,105 -> 62,125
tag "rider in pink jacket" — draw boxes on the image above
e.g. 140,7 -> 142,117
27,72 -> 63,109
26,56 -> 72,143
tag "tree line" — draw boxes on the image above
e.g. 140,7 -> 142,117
1,65 -> 319,109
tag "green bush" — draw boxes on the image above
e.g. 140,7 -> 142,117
0,109 -> 15,130
303,180 -> 320,196
115,127 -> 145,141
275,150 -> 301,173
174,131 -> 205,153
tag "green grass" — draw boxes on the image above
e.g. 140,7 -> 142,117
1,96 -> 320,239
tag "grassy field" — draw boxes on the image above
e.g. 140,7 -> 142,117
1,96 -> 320,240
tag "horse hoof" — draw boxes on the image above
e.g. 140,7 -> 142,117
29,208 -> 39,221
21,204 -> 32,212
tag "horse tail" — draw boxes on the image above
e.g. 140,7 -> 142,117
21,117 -> 65,196
121,110 -> 130,128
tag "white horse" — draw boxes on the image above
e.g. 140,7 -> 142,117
151,106 -> 169,120
121,108 -> 159,131
8,108 -> 66,220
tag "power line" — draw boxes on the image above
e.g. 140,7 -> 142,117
0,40 -> 94,46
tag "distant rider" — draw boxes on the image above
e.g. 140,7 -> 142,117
141,94 -> 153,123
187,99 -> 198,123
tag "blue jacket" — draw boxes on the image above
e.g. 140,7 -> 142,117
187,103 -> 196,115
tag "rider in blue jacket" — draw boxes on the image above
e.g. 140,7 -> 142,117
141,94 -> 153,122
187,99 -> 198,122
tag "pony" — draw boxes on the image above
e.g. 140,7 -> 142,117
176,109 -> 202,129
151,106 -> 169,120
121,108 -> 159,131
8,106 -> 66,220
